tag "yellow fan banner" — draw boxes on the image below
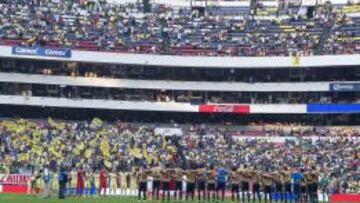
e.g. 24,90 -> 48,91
100,139 -> 110,158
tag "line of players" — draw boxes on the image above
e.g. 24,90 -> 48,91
135,165 -> 319,203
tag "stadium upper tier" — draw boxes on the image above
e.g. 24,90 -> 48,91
1,0 -> 360,57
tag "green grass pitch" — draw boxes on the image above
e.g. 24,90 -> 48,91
0,193 -> 339,203
0,193 -> 274,203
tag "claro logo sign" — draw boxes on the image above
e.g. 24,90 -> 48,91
330,83 -> 360,91
12,46 -> 71,58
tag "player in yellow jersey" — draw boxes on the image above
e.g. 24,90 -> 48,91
185,168 -> 197,201
94,171 -> 100,196
207,165 -> 217,202
196,167 -> 207,201
161,167 -> 172,201
69,169 -> 77,196
50,171 -> 58,196
137,166 -> 150,201
251,170 -> 262,203
239,166 -> 251,203
151,164 -> 162,200
120,171 -> 127,195
262,173 -> 274,203
116,171 -> 122,195
229,166 -> 241,202
109,170 -> 118,195
130,167 -> 138,195
84,171 -> 91,196
173,167 -> 184,201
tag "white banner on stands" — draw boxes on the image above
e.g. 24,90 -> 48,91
302,0 -> 317,6
154,127 -> 183,136
233,136 -> 359,142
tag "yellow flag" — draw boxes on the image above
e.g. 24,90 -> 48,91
18,153 -> 29,161
32,145 -> 42,156
132,147 -> 141,158
162,136 -> 167,148
26,35 -> 38,45
89,139 -> 98,148
100,139 -> 110,158
48,117 -> 65,130
143,148 -> 153,163
85,149 -> 92,158
73,147 -> 81,156
78,142 -> 85,150
104,160 -> 111,169
291,53 -> 300,66
49,145 -> 61,158
33,129 -> 41,140
92,117 -> 103,126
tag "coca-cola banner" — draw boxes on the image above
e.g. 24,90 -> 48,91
0,174 -> 31,185
199,105 -> 250,113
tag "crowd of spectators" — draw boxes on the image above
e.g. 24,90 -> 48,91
0,118 -> 358,194
0,0 -> 348,57
322,5 -> 360,55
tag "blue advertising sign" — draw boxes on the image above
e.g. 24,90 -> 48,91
329,83 -> 360,92
307,104 -> 360,113
12,46 -> 71,58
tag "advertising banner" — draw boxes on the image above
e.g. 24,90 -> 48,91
154,127 -> 183,136
12,46 -> 71,58
307,104 -> 360,113
330,194 -> 360,202
0,174 -> 31,185
199,104 -> 250,113
329,83 -> 360,92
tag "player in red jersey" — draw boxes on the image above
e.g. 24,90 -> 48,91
99,168 -> 108,196
76,167 -> 85,196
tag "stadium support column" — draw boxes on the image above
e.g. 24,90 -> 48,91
250,0 -> 258,15
142,0 -> 151,13
159,17 -> 170,54
205,0 -> 208,16
162,32 -> 170,55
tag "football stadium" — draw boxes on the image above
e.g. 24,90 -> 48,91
0,0 -> 359,202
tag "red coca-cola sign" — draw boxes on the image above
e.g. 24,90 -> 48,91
199,105 -> 250,113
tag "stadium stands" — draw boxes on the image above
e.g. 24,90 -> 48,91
0,0 -> 359,201
0,0 -> 358,56
0,118 -> 359,195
